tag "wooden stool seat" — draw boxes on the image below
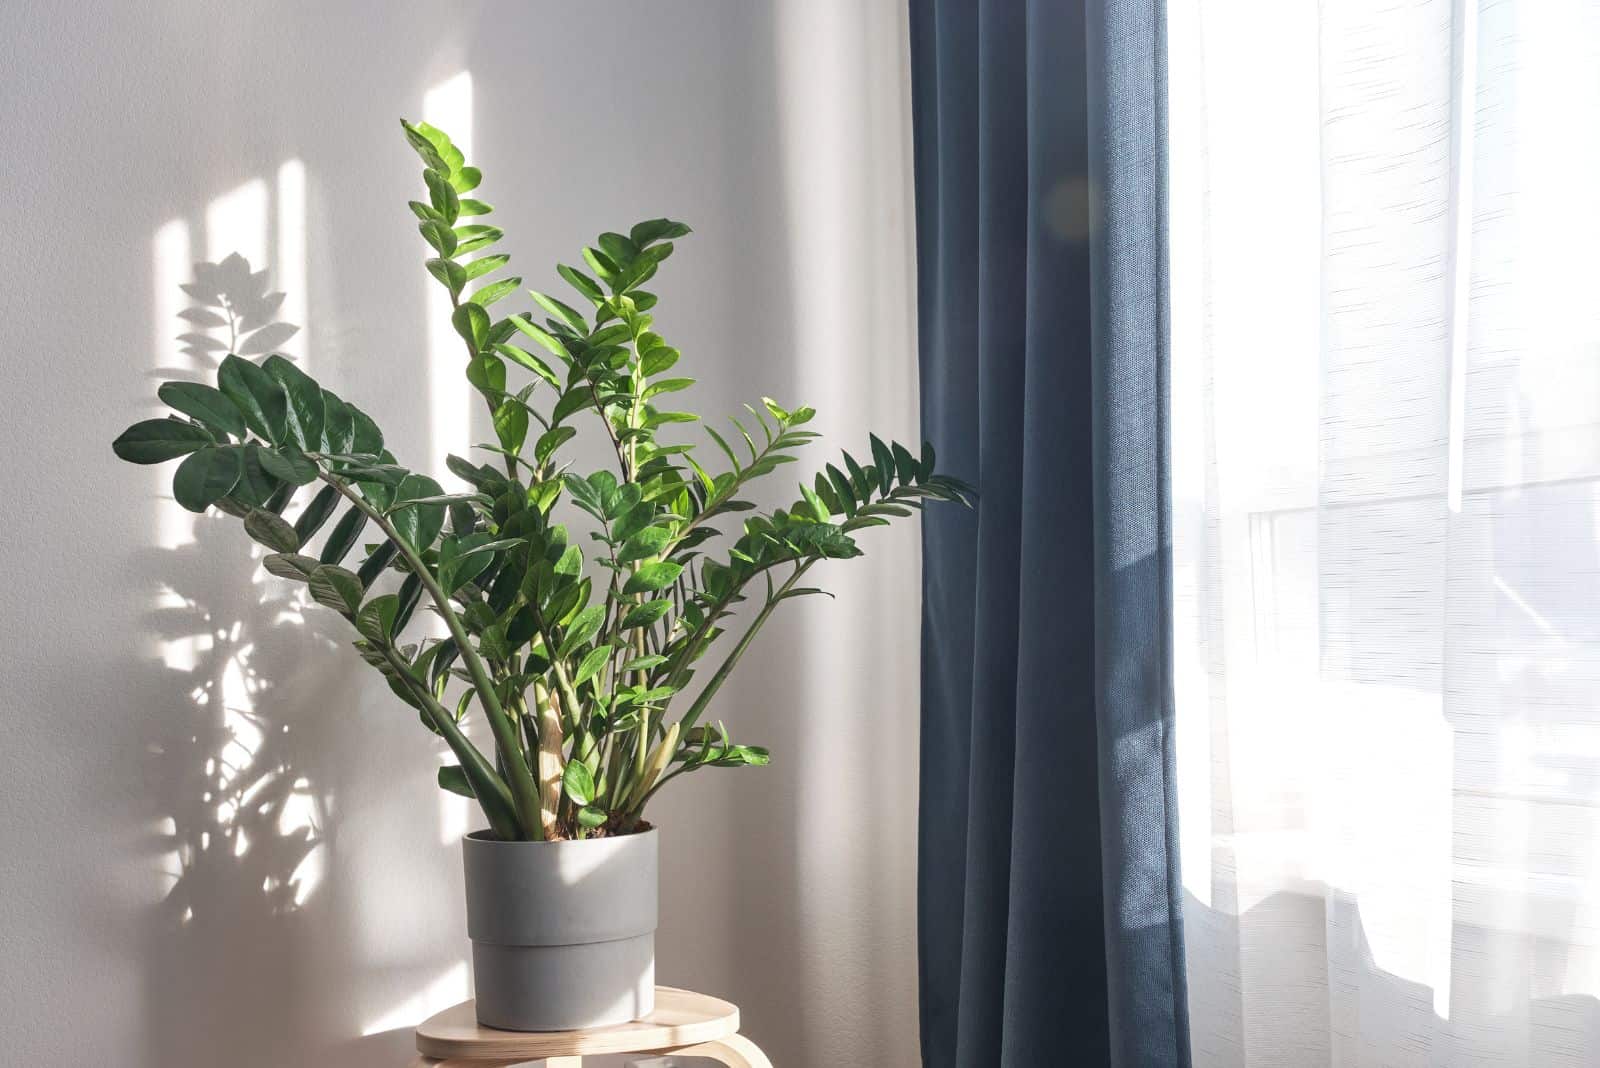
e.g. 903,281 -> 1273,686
411,986 -> 773,1067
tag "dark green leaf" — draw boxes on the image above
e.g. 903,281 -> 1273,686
262,355 -> 325,451
243,509 -> 300,553
319,505 -> 366,565
259,445 -> 319,485
293,484 -> 340,542
173,446 -> 242,512
112,418 -> 213,464
218,354 -> 288,444
389,473 -> 447,554
308,564 -> 363,615
262,552 -> 319,581
629,218 -> 692,246
437,765 -> 475,798
158,381 -> 245,438
355,594 -> 399,644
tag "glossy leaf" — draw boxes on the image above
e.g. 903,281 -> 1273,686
173,446 -> 243,512
112,419 -> 213,464
158,381 -> 245,438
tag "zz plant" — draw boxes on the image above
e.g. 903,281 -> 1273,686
115,120 -> 972,841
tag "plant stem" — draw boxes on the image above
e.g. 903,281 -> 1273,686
321,471 -> 543,837
676,562 -> 811,734
380,645 -> 522,840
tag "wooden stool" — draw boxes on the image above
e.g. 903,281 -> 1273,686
410,986 -> 773,1067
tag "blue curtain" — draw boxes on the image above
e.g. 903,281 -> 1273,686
910,2 -> 1188,1065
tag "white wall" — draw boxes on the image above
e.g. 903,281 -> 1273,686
0,2 -> 922,1065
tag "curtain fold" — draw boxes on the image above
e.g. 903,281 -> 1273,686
911,1 -> 1188,1064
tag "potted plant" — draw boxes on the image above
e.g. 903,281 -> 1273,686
113,120 -> 973,1032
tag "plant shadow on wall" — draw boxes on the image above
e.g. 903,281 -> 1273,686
128,256 -> 369,1067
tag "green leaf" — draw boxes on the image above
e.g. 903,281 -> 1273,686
621,654 -> 668,672
529,290 -> 587,334
389,473 -> 447,554
173,446 -> 243,512
891,441 -> 919,485
507,315 -> 573,362
452,303 -> 491,352
423,168 -> 459,223
439,533 -> 496,594
466,352 -> 507,395
321,393 -> 357,454
158,382 -> 245,438
573,643 -> 612,687
454,224 -> 503,255
619,599 -> 671,629
112,418 -> 213,464
394,572 -> 423,634
534,425 -> 576,466
263,552 -> 320,581
597,231 -> 638,267
262,355 -> 325,451
243,509 -> 300,553
319,505 -> 366,565
450,165 -> 482,194
869,434 -> 896,495
639,346 -> 679,376
419,218 -> 457,256
643,377 -> 694,399
557,264 -> 604,304
563,761 -> 596,806
616,525 -> 671,563
622,560 -> 683,595
558,604 -> 605,657
464,253 -> 509,280
349,405 -> 384,455
354,594 -> 400,644
426,257 -> 467,298
494,343 -> 561,388
293,484 -> 340,542
471,276 -> 521,307
259,445 -> 319,486
577,805 -> 608,829
308,564 -> 363,615
437,765 -> 475,798
494,397 -> 529,454
218,354 -> 288,444
629,218 -> 692,246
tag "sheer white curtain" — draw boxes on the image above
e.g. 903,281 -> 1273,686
1168,2 -> 1600,1065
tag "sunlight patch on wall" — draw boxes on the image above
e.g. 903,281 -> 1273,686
277,159 -> 308,365
360,960 -> 470,1037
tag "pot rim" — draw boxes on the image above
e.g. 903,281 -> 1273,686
464,827 -> 659,847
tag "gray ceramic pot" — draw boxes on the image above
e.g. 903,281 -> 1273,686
462,828 -> 658,1031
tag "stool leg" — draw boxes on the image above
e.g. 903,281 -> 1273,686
666,1033 -> 773,1068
